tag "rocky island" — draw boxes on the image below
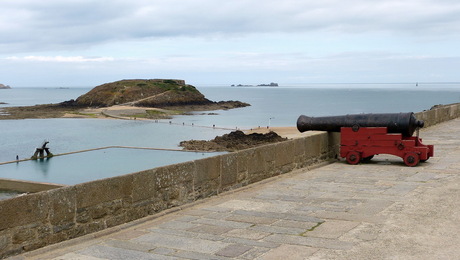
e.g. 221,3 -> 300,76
231,82 -> 278,87
0,79 -> 250,120
0,84 -> 11,89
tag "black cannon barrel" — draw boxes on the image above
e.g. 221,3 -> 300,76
297,112 -> 424,137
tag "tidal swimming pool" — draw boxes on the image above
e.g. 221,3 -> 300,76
0,147 -> 223,185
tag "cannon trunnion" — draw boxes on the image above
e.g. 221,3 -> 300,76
297,113 -> 434,167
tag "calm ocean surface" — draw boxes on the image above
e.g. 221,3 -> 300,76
1,83 -> 460,185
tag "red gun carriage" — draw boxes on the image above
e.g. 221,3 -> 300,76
297,113 -> 434,167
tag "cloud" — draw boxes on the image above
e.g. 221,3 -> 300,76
1,0 -> 459,86
5,55 -> 115,63
1,0 -> 460,53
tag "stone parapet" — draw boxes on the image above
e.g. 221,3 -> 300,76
415,103 -> 460,127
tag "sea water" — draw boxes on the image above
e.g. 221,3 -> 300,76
1,83 -> 460,184
187,84 -> 460,128
0,87 -> 90,107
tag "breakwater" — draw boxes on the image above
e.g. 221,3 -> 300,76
0,103 -> 459,258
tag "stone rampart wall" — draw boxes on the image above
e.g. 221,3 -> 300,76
1,103 -> 459,258
415,103 -> 460,127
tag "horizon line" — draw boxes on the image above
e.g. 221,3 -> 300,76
7,81 -> 460,88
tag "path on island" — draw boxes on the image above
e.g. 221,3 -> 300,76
14,118 -> 460,260
118,90 -> 172,107
80,104 -> 243,131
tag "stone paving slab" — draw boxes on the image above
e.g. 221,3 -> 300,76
12,118 -> 460,259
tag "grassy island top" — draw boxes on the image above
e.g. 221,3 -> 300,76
75,79 -> 207,107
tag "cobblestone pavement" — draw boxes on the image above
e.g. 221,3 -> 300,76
13,119 -> 460,260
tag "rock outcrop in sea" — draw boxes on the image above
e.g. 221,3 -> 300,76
75,79 -> 249,109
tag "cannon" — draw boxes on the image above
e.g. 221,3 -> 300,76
297,112 -> 424,137
297,113 -> 434,167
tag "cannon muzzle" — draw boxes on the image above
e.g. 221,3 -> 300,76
297,112 -> 424,137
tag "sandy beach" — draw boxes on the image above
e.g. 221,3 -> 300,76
245,126 -> 322,139
60,105 -> 175,119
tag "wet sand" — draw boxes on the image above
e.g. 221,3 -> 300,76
245,126 -> 323,139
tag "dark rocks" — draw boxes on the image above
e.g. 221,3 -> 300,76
180,130 -> 287,152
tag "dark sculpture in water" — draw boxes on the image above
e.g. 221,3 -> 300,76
31,141 -> 53,160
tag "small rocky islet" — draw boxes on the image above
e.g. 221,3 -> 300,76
0,83 -> 11,89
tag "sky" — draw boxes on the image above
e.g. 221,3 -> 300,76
1,0 -> 460,87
